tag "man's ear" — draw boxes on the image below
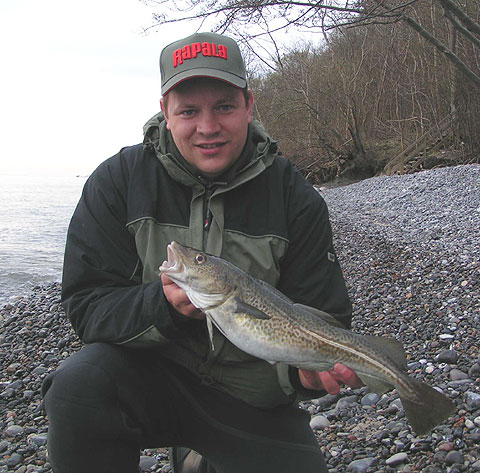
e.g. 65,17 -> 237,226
247,89 -> 254,122
160,98 -> 170,130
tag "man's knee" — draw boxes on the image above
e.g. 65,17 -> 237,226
41,344 -> 146,472
42,344 -> 126,435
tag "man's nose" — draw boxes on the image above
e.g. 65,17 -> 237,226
197,111 -> 221,135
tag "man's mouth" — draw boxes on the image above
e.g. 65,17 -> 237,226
197,142 -> 224,149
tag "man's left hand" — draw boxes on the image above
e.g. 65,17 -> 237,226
298,363 -> 363,394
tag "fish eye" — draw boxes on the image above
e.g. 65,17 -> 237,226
195,254 -> 207,264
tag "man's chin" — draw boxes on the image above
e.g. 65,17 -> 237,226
196,159 -> 233,179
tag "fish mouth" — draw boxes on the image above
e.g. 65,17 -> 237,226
159,242 -> 185,275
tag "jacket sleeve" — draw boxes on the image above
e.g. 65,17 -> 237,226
277,165 -> 353,329
276,165 -> 353,399
61,151 -> 189,345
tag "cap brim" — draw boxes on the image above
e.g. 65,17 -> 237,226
162,67 -> 247,95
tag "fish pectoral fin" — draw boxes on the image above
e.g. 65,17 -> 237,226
233,298 -> 271,320
206,317 -> 215,351
363,335 -> 408,371
357,373 -> 392,395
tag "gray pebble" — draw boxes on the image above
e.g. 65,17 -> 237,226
5,453 -> 23,467
393,439 -> 406,449
31,366 -> 48,376
6,363 -> 21,373
386,452 -> 408,466
5,425 -> 24,437
1,388 -> 15,399
311,393 -> 340,409
346,457 -> 376,472
335,395 -> 358,410
23,390 -> 35,400
445,450 -> 463,465
465,391 -> 480,408
449,369 -> 469,381
435,349 -> 458,364
360,392 -> 380,406
139,455 -> 158,471
7,380 -> 23,391
0,440 -> 8,453
468,363 -> 480,378
390,399 -> 403,411
28,433 -> 48,447
310,415 -> 330,430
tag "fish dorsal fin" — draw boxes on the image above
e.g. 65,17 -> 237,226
256,278 -> 293,303
293,303 -> 346,329
233,298 -> 271,320
363,335 -> 407,371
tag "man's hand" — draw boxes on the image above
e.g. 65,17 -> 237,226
298,363 -> 363,394
161,274 -> 205,320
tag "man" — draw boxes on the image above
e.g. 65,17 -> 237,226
42,32 -> 361,473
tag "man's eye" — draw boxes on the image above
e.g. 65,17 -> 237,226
218,104 -> 234,112
180,110 -> 196,117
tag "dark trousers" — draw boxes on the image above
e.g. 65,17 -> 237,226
42,343 -> 327,473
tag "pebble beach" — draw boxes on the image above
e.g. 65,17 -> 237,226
1,164 -> 479,472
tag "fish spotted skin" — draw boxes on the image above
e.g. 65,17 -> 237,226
159,241 -> 455,435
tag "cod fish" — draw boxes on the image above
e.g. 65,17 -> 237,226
159,241 -> 455,435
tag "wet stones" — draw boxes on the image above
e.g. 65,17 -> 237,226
314,165 -> 480,473
1,166 -> 479,473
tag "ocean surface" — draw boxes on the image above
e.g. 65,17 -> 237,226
0,174 -> 88,305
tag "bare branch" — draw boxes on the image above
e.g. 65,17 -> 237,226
440,2 -> 480,50
402,14 -> 480,87
437,0 -> 480,37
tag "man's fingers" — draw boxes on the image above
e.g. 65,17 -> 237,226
330,363 -> 364,388
161,273 -> 205,319
298,363 -> 364,394
298,369 -> 324,391
161,273 -> 175,286
298,369 -> 341,394
317,371 -> 341,394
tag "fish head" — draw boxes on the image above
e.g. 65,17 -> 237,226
159,241 -> 235,310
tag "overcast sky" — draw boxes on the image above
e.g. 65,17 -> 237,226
0,0 -> 197,176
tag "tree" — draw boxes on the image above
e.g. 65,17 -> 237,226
145,0 -> 480,179
144,0 -> 480,88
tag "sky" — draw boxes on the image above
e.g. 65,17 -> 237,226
0,0 -> 199,176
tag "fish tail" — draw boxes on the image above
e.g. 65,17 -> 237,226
400,377 -> 455,435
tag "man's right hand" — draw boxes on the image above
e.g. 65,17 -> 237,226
298,363 -> 363,394
161,273 -> 205,319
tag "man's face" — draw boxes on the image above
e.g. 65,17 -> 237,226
161,79 -> 253,178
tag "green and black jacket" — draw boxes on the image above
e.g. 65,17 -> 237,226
62,113 -> 352,408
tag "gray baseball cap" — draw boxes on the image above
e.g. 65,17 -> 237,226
160,32 -> 247,95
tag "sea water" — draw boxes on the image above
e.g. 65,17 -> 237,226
0,174 -> 87,305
